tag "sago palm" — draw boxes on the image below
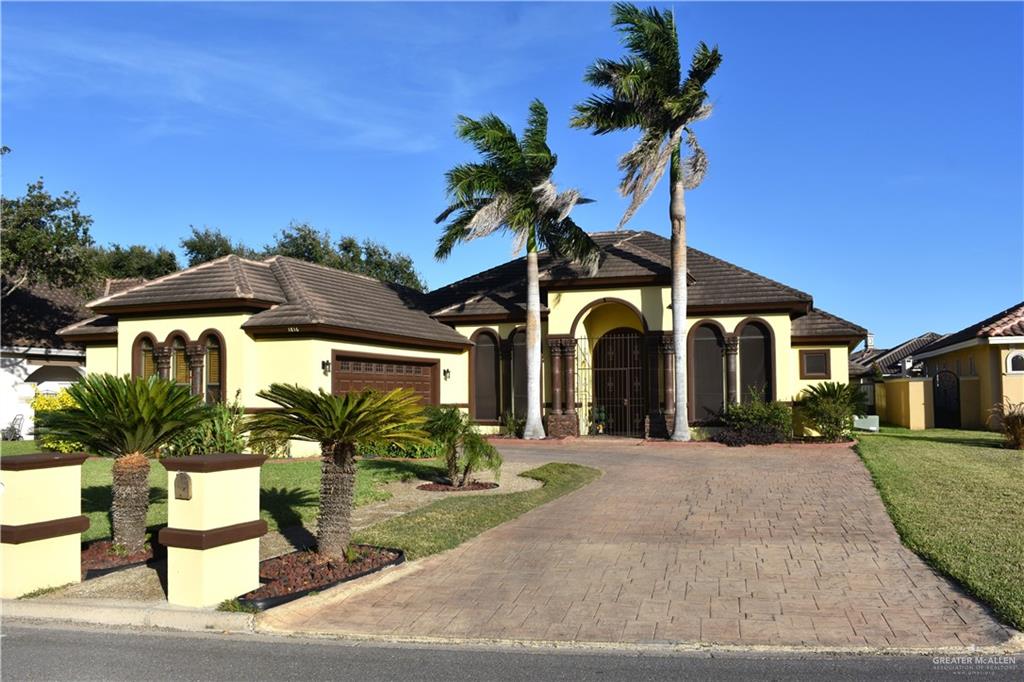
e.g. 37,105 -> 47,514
436,99 -> 600,439
35,374 -> 207,553
573,2 -> 722,441
424,405 -> 503,487
248,385 -> 427,560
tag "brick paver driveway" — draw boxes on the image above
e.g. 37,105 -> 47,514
261,442 -> 1015,649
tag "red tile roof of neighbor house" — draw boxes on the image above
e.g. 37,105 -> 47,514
914,301 -> 1024,356
58,232 -> 865,347
2,276 -> 142,351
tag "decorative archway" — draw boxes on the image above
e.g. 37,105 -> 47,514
591,327 -> 647,437
569,297 -> 649,339
735,317 -> 775,402
688,321 -> 726,423
469,329 -> 500,422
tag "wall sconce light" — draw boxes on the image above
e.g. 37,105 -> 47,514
443,369 -> 451,381
321,360 -> 331,375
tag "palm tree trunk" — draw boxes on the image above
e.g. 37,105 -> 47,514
111,452 -> 150,553
523,244 -> 546,440
669,150 -> 691,441
317,441 -> 357,561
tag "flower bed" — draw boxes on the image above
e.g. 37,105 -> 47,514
416,481 -> 499,492
81,540 -> 157,579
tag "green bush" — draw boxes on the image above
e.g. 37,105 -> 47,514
31,389 -> 83,452
164,393 -> 247,456
796,381 -> 865,442
712,390 -> 793,446
989,399 -> 1024,449
248,431 -> 292,458
424,405 -> 502,487
356,439 -> 445,459
500,411 -> 525,438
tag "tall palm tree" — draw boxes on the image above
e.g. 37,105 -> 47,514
35,374 -> 207,553
572,3 -> 722,441
248,385 -> 426,560
436,99 -> 600,440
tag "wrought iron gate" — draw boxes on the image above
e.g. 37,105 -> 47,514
590,328 -> 647,437
933,370 -> 960,428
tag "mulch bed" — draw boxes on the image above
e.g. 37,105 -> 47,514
239,545 -> 403,610
81,540 -> 156,579
416,481 -> 499,492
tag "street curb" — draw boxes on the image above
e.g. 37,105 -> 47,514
2,598 -> 255,634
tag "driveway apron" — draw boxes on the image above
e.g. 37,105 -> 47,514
260,442 -> 1014,649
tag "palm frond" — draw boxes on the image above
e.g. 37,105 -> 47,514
682,128 -> 709,191
571,95 -> 644,134
611,2 -> 681,95
455,113 -> 522,170
520,99 -> 554,171
443,162 -> 507,203
617,126 -> 682,228
539,216 -> 601,276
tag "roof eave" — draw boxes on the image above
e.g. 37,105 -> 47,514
791,334 -> 866,350
244,323 -> 472,352
91,298 -> 278,315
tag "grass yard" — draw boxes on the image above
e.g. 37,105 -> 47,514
856,427 -> 1024,630
64,456 -> 440,543
0,440 -> 41,456
355,462 -> 601,560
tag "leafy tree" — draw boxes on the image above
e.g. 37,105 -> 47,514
248,385 -> 427,560
35,375 -> 208,554
264,222 -> 340,267
1,179 -> 95,299
337,237 -> 427,292
424,406 -> 502,487
180,226 -> 257,266
435,100 -> 600,440
92,243 -> 179,279
573,2 -> 722,441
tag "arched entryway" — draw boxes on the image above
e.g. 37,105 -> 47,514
592,327 -> 647,437
689,323 -> 726,423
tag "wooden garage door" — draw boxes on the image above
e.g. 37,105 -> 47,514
331,353 -> 438,405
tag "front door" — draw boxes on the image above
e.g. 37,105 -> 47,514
592,328 -> 646,436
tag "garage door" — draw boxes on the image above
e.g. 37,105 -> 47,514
331,353 -> 438,405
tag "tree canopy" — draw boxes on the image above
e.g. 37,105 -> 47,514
180,226 -> 257,266
91,244 -> 180,280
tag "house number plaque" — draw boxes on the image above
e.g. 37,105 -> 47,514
174,472 -> 192,501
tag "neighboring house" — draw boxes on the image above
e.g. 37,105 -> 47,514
60,231 -> 865,451
912,301 -> 1024,429
849,332 -> 942,414
1,277 -> 143,438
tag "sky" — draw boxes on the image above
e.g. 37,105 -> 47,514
2,1 -> 1021,348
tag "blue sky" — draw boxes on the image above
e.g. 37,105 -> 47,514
3,2 -> 1021,347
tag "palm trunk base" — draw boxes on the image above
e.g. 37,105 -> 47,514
317,444 -> 356,561
111,452 -> 151,554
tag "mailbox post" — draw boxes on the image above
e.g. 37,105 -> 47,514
158,454 -> 266,608
1,453 -> 90,598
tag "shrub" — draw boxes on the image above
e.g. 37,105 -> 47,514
425,405 -> 502,487
795,381 -> 866,442
164,393 -> 247,456
248,431 -> 292,458
989,399 -> 1024,449
31,388 -> 83,452
711,390 -> 793,446
356,440 -> 444,459
500,411 -> 525,439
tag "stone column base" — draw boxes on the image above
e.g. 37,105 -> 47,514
545,413 -> 579,438
646,412 -> 674,439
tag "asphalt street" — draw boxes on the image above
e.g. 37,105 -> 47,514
2,622 -> 1019,681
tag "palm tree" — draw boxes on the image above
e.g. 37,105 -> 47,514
424,405 -> 503,487
35,374 -> 207,553
248,385 -> 426,560
436,99 -> 600,440
572,2 -> 722,441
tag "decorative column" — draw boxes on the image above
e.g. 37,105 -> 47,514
499,337 -> 513,418
186,342 -> 206,398
660,335 -> 675,415
724,334 -> 739,405
154,346 -> 173,381
563,338 -> 577,418
547,339 -> 564,415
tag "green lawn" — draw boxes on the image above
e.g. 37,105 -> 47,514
856,427 -> 1024,630
0,446 -> 441,543
355,462 -> 601,560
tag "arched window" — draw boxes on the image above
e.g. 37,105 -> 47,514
1008,352 -> 1024,374
471,331 -> 500,421
510,329 -> 527,418
133,334 -> 158,379
690,323 -> 725,423
170,336 -> 189,386
203,333 -> 225,402
739,321 -> 772,402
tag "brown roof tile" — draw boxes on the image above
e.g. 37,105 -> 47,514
915,301 -> 1024,355
791,308 -> 867,339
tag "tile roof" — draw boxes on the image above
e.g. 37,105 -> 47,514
915,301 -> 1024,355
4,277 -> 140,350
849,332 -> 942,376
427,230 -> 812,318
791,308 -> 867,340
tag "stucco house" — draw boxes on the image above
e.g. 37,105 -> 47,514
912,301 -> 1024,429
59,230 -> 865,452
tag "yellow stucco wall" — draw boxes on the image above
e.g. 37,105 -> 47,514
84,344 -> 118,376
790,345 -> 850,400
166,540 -> 261,608
879,378 -> 934,430
166,467 -> 261,531
920,343 -> 1024,430
0,463 -> 85,598
999,346 -> 1024,404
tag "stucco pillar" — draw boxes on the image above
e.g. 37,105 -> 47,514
660,336 -> 675,415
186,342 -> 206,398
548,339 -> 563,415
499,338 -> 513,418
563,339 -> 577,417
154,346 -> 173,381
724,335 -> 739,405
